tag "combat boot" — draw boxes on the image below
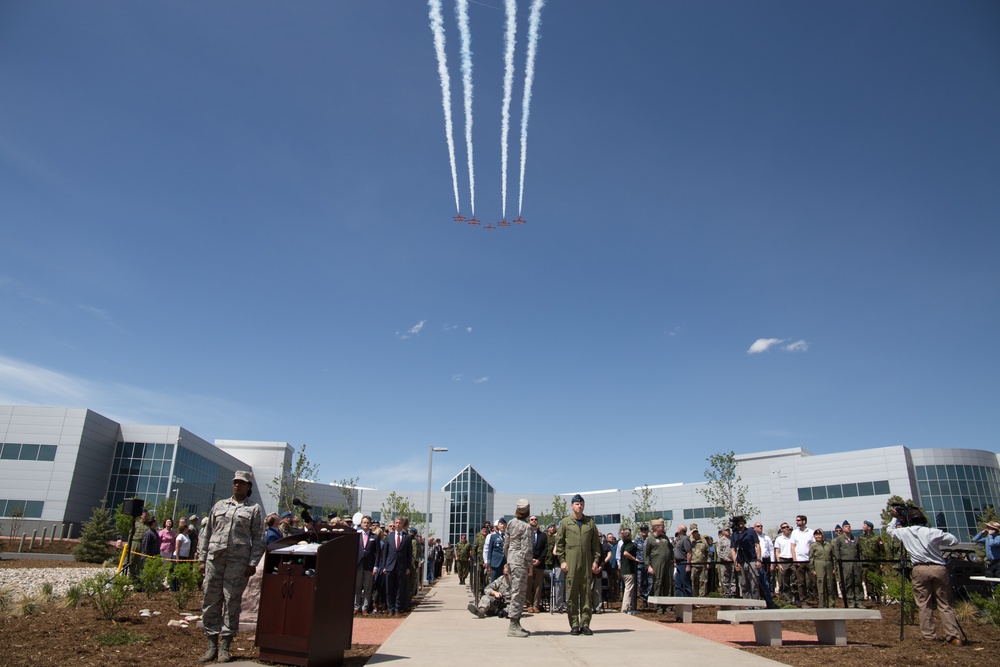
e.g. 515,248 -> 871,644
217,635 -> 233,663
198,636 -> 218,663
507,618 -> 530,638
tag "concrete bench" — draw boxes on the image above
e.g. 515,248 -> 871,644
646,596 -> 766,623
716,608 -> 882,646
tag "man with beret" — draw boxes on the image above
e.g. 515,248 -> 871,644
504,499 -> 533,637
198,470 -> 264,664
858,519 -> 885,605
555,494 -> 602,635
833,520 -> 864,607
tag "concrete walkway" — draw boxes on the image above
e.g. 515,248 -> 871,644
366,575 -> 784,666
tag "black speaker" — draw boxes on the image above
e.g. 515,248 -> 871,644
947,558 -> 990,600
123,497 -> 145,518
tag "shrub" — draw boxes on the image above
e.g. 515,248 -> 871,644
39,582 -> 53,599
955,599 -> 979,624
884,574 -> 916,623
172,562 -> 201,609
970,592 -> 1000,631
81,573 -> 133,621
13,595 -> 40,618
0,586 -> 13,614
62,585 -> 83,609
138,556 -> 169,597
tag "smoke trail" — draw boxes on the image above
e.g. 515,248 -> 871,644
456,0 -> 475,215
427,0 -> 461,213
518,0 -> 545,216
500,0 -> 517,220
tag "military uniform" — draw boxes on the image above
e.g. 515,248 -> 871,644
471,573 -> 513,617
555,511 -> 602,631
644,526 -> 673,609
858,528 -> 885,603
198,471 -> 264,662
504,504 -> 533,636
455,539 -> 472,584
716,532 -> 735,597
690,532 -> 709,597
472,529 -> 488,597
809,540 -> 836,607
833,530 -> 863,607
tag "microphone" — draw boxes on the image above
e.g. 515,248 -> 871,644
292,498 -> 313,511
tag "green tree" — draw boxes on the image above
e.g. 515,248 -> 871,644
73,502 -> 115,563
975,504 -> 998,534
697,450 -> 758,525
380,491 -> 416,522
152,496 -> 177,526
113,501 -> 139,538
333,476 -> 361,514
6,503 -> 25,540
267,444 -> 321,514
535,495 -> 568,528
624,485 -> 660,533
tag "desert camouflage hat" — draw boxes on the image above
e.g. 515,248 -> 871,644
689,523 -> 699,533
233,470 -> 254,483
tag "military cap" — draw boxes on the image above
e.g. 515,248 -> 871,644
233,470 -> 254,483
571,493 -> 585,504
280,511 -> 292,519
863,520 -> 874,528
842,520 -> 851,526
689,522 -> 699,532
516,498 -> 530,511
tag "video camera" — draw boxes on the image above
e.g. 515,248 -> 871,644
891,504 -> 927,527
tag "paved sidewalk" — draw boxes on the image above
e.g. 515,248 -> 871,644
366,575 -> 785,666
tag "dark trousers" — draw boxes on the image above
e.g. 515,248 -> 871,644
386,567 -> 407,612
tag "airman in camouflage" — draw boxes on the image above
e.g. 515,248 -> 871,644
833,520 -> 863,607
198,471 -> 264,664
455,534 -> 472,585
859,520 -> 885,604
468,571 -> 513,618
503,499 -> 533,638
689,524 -> 710,596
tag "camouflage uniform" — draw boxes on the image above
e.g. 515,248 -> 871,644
472,529 -> 488,597
504,514 -> 532,621
475,573 -> 513,616
716,532 -> 736,597
198,486 -> 265,641
858,529 -> 885,603
455,539 -> 472,584
690,532 -> 710,597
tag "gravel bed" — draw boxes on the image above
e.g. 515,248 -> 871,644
0,566 -> 116,598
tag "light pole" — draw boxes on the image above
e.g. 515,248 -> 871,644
170,477 -> 184,524
425,446 -> 448,585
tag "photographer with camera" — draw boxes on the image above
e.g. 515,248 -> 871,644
887,504 -> 963,646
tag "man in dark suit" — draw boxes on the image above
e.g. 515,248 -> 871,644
355,515 -> 379,615
528,514 -> 548,613
378,516 -> 412,616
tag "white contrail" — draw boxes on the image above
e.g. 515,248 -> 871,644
500,0 -> 517,220
518,0 -> 544,216
427,0 -> 461,213
456,0 -> 475,215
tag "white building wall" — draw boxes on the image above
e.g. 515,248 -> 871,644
215,439 -> 294,515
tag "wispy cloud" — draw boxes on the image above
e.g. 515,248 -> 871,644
474,376 -> 489,384
784,340 -> 809,352
452,373 -> 464,382
748,338 -> 809,354
0,354 -> 259,436
747,338 -> 785,354
409,320 -> 426,335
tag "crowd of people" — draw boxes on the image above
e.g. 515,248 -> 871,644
121,474 -> 997,652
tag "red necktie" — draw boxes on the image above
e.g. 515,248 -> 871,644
396,533 -> 401,549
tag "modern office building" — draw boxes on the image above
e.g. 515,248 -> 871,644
2,405 -> 997,544
0,406 -> 287,537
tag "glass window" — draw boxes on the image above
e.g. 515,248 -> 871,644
0,500 -> 7,516
842,483 -> 859,498
928,481 -> 940,496
918,481 -> 930,497
946,465 -> 957,479
874,480 -> 890,495
854,481 -> 871,496
153,443 -> 164,460
827,485 -> 843,499
164,444 -> 174,459
812,486 -> 827,500
942,496 -> 954,511
916,467 -> 927,480
798,488 -> 812,501
23,501 -> 43,518
1,443 -> 21,460
37,445 -> 56,461
19,444 -> 40,460
936,465 -> 948,479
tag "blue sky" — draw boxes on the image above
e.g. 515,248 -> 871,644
1,1 -> 998,496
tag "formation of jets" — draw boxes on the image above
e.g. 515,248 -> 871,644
451,214 -> 526,230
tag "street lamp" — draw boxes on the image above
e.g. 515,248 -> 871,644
170,477 -> 184,524
425,446 -> 448,585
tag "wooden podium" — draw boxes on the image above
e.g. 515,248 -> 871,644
256,530 -> 360,666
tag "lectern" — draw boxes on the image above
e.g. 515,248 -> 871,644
256,530 -> 360,666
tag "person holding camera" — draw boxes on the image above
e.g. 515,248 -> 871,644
887,505 -> 963,646
972,521 -> 1000,579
